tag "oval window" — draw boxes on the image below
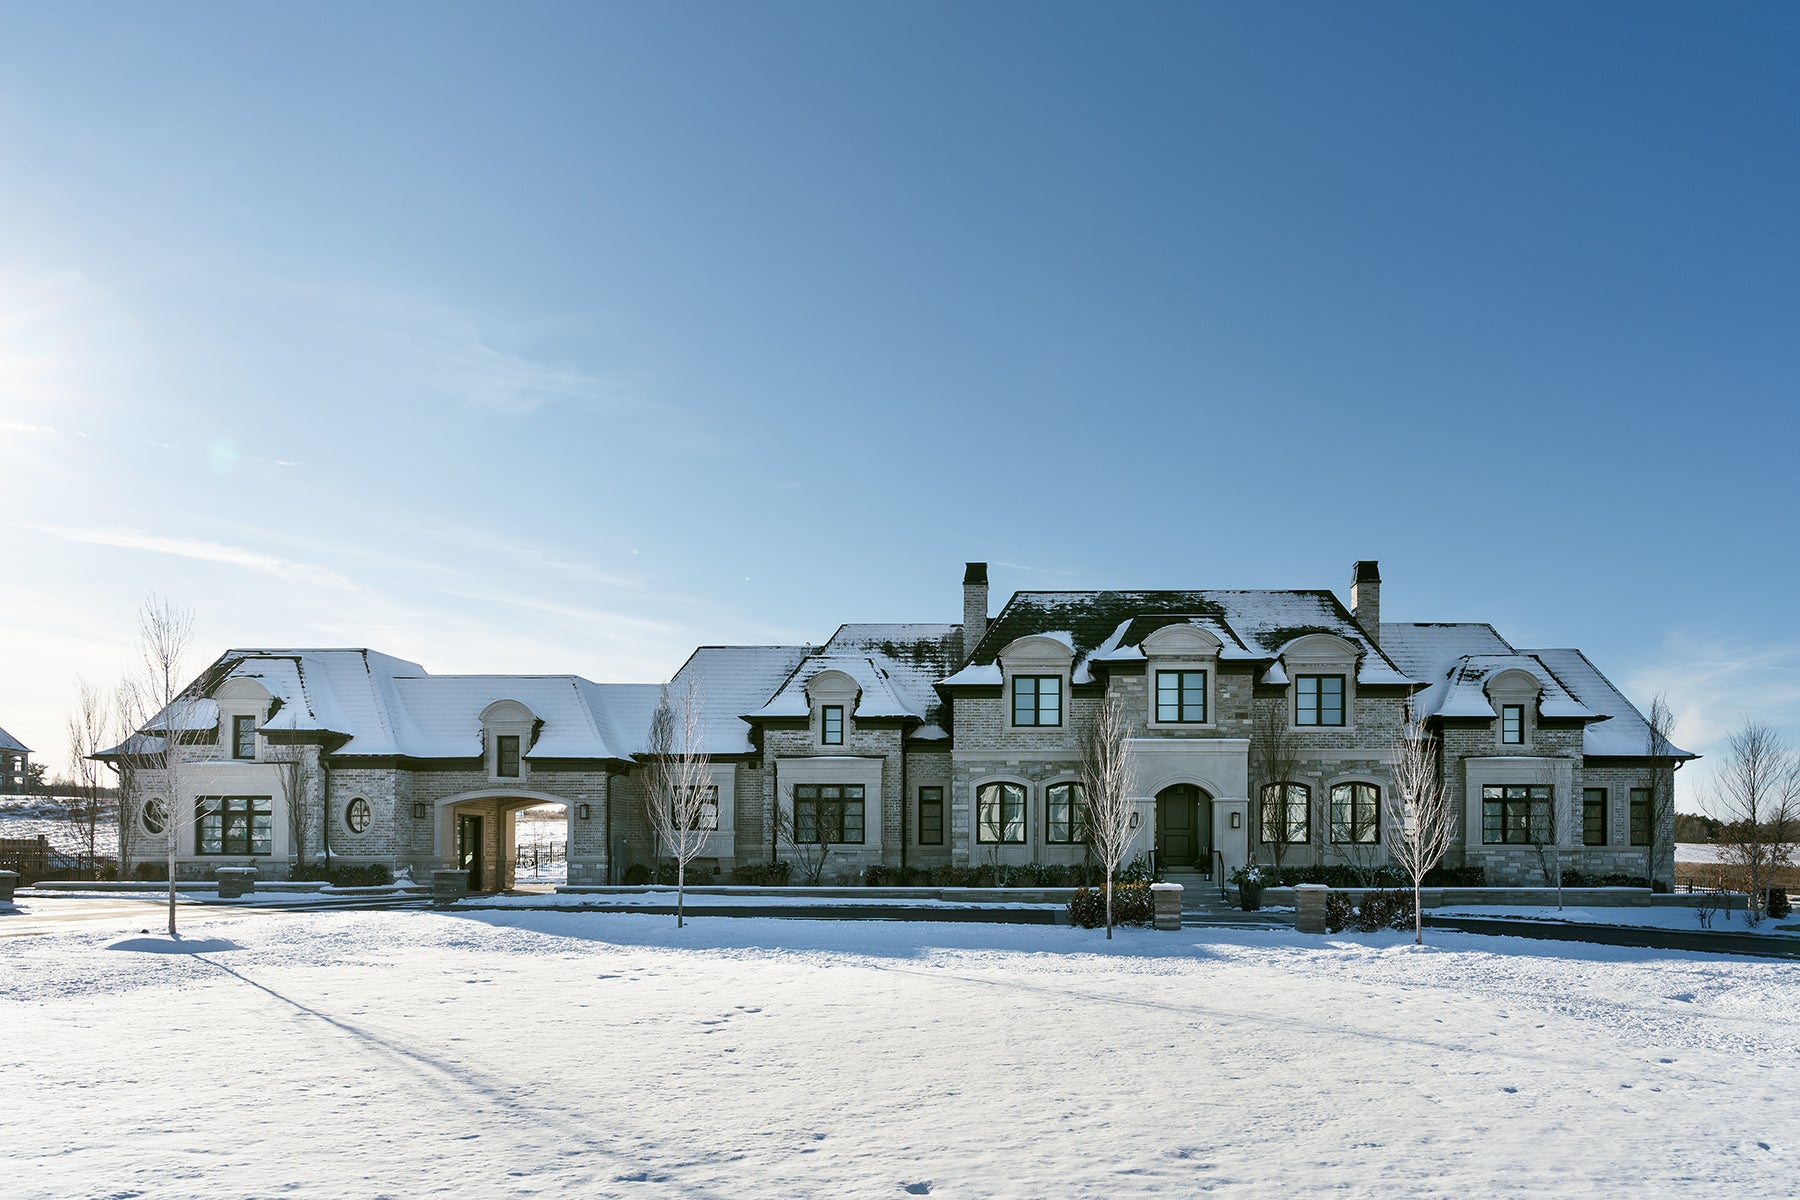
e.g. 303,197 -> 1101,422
345,797 -> 371,834
141,797 -> 168,835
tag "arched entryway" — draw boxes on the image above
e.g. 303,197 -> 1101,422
436,790 -> 575,894
1155,784 -> 1214,875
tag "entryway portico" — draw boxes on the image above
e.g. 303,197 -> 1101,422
434,789 -> 574,893
1128,737 -> 1251,881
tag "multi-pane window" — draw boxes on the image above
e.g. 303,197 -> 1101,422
346,797 -> 371,834
1260,783 -> 1311,845
197,795 -> 272,856
1501,705 -> 1525,745
1629,788 -> 1652,846
232,715 -> 256,759
1046,782 -> 1088,844
793,784 -> 864,844
496,735 -> 521,777
1155,670 -> 1208,723
1329,782 -> 1380,844
1482,785 -> 1551,845
821,705 -> 844,746
976,781 -> 1027,843
1012,676 -> 1062,727
918,786 -> 944,846
1295,675 -> 1346,726
675,785 -> 720,831
1582,788 -> 1607,846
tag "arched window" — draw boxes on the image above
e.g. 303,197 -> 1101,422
1330,782 -> 1381,844
1260,783 -> 1310,845
976,782 -> 1026,844
1046,782 -> 1088,844
141,797 -> 168,835
345,797 -> 371,834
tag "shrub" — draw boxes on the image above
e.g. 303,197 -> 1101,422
132,861 -> 168,882
1068,881 -> 1155,929
290,863 -> 394,887
1352,889 -> 1416,933
1325,891 -> 1353,933
621,863 -> 652,885
732,860 -> 791,886
1769,887 -> 1791,920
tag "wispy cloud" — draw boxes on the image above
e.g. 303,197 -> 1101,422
16,522 -> 357,590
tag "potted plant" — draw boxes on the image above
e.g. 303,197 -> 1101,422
1230,864 -> 1266,912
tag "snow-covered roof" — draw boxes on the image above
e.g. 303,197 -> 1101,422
0,725 -> 30,754
952,589 -> 1410,686
1379,623 -> 1515,682
1409,654 -> 1598,722
1527,648 -> 1695,759
747,655 -> 915,721
818,624 -> 962,728
669,644 -> 816,755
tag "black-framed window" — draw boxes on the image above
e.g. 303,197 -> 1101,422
793,784 -> 864,844
1582,788 -> 1607,846
1155,670 -> 1208,723
1329,782 -> 1380,844
197,795 -> 272,856
1046,782 -> 1088,844
232,715 -> 256,759
1629,787 -> 1651,846
976,781 -> 1027,843
1481,784 -> 1551,845
496,734 -> 521,777
1261,782 -> 1311,845
675,785 -> 720,831
1295,675 -> 1346,726
918,786 -> 944,846
346,797 -> 371,834
821,705 -> 844,746
1012,676 -> 1062,727
1501,705 -> 1525,745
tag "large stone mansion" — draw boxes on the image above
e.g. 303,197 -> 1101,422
108,561 -> 1688,890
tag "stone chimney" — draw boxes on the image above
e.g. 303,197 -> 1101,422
1350,560 -> 1381,646
963,562 -> 989,654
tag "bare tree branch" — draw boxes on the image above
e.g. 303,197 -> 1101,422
642,676 -> 714,927
1080,691 -> 1136,939
1711,720 -> 1799,927
1386,717 -> 1454,945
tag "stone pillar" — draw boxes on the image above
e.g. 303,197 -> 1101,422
0,870 -> 17,903
1151,882 -> 1183,931
216,867 -> 257,899
1294,884 -> 1328,934
432,868 -> 469,906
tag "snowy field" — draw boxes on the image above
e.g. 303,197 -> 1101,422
2,911 -> 1796,1199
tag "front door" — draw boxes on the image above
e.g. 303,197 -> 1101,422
457,814 -> 485,892
1156,785 -> 1213,872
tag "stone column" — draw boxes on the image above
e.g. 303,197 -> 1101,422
216,867 -> 257,899
1151,882 -> 1183,931
0,870 -> 17,903
432,868 -> 469,906
1295,883 -> 1329,934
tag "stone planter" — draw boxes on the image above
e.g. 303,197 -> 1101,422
215,867 -> 257,899
1237,882 -> 1263,912
432,868 -> 470,906
0,870 -> 17,903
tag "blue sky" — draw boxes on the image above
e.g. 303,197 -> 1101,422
2,4 -> 1795,808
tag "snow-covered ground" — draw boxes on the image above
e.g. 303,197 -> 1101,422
0,795 -> 118,858
1,911 -> 1794,1198
1677,842 -> 1729,865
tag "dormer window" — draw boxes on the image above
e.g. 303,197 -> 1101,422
1501,705 -> 1525,745
496,735 -> 521,778
1155,670 -> 1208,723
1296,675 -> 1345,727
1012,676 -> 1062,727
821,705 -> 844,746
232,715 -> 256,760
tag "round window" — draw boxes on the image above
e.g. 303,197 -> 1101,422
345,797 -> 371,834
141,797 -> 168,835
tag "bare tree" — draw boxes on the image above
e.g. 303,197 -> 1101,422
1386,718 -> 1455,945
642,676 -> 714,927
1643,693 -> 1679,891
110,682 -> 143,878
1711,720 -> 1799,927
774,794 -> 841,887
1252,702 -> 1305,879
122,595 -> 208,938
1079,691 -> 1137,939
63,676 -> 119,877
272,745 -> 310,875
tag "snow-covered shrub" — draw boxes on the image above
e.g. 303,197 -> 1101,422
1351,889 -> 1416,933
1768,887 -> 1791,919
1325,891 -> 1353,933
1067,882 -> 1154,928
290,863 -> 393,887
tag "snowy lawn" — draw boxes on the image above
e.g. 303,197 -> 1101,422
2,912 -> 1795,1199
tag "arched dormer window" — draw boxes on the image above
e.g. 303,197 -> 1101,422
1485,668 -> 1543,749
804,670 -> 860,748
213,677 -> 273,761
480,699 -> 537,782
998,634 -> 1074,730
1142,623 -> 1223,728
1278,633 -> 1360,731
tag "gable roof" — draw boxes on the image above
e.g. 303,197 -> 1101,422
0,725 -> 29,754
1408,653 -> 1598,722
669,644 -> 816,755
1527,647 -> 1695,759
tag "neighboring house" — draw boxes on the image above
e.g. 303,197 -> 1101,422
100,561 -> 1690,889
0,726 -> 31,794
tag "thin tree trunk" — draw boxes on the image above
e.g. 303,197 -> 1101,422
1105,874 -> 1114,940
1413,879 -> 1422,945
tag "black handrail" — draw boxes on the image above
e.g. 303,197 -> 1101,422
1214,849 -> 1227,900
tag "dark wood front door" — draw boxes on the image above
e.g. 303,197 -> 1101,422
1156,785 -> 1211,870
457,814 -> 485,892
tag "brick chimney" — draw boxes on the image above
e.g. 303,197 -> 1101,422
963,562 -> 989,655
1350,560 -> 1381,646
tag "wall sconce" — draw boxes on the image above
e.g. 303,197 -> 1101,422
1230,812 -> 1242,829
412,802 -> 427,819
1129,811 -> 1140,829
576,804 -> 591,820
